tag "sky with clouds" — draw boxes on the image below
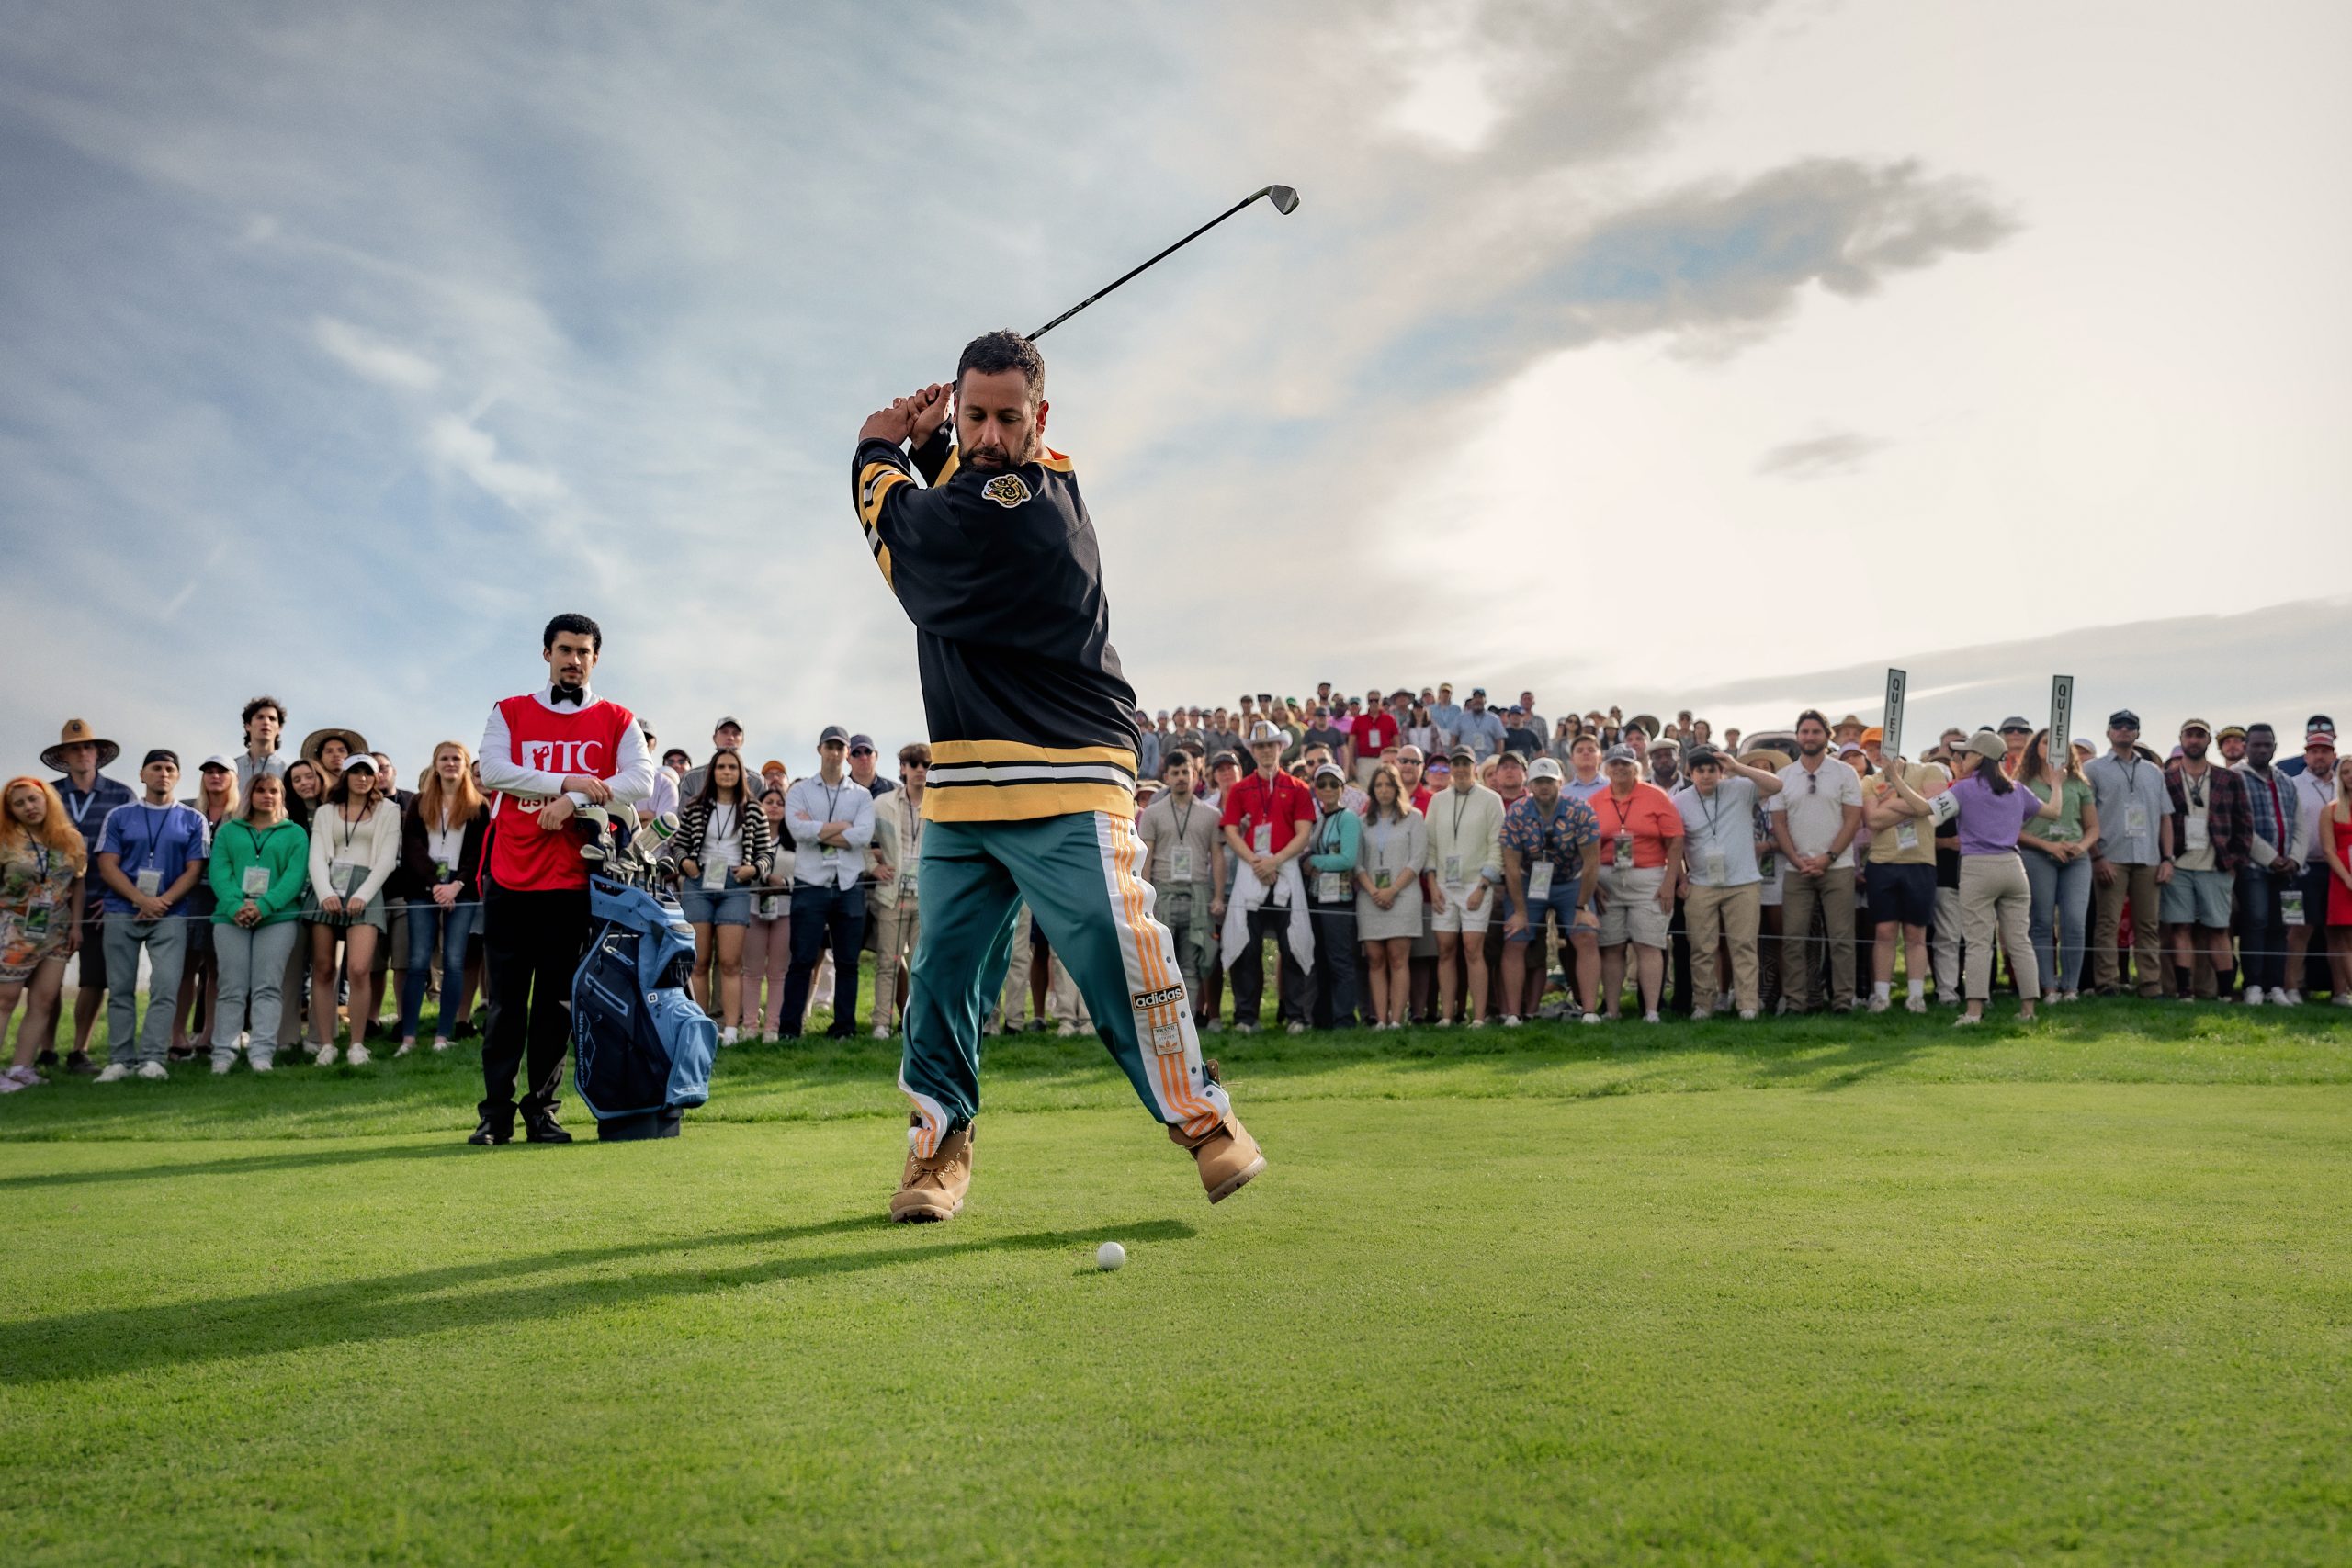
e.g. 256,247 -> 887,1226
5,0 -> 2347,784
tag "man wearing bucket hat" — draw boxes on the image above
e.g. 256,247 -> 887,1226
43,719 -> 133,1073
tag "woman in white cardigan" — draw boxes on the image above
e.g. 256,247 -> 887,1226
301,753 -> 401,1064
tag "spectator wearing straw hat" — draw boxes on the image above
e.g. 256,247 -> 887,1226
42,718 -> 131,1074
298,725 -> 368,794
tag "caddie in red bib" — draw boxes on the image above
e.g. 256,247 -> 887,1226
469,613 -> 654,1145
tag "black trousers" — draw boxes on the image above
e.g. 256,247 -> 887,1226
481,884 -> 590,1122
1308,898 -> 1358,1029
1229,906 -> 1308,1027
783,881 -> 866,1036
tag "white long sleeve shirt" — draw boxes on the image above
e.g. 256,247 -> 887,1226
785,773 -> 876,889
476,683 -> 657,810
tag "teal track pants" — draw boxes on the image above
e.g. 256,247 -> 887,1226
899,812 -> 1230,1157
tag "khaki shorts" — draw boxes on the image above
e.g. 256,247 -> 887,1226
1597,864 -> 1669,949
1430,884 -> 1493,934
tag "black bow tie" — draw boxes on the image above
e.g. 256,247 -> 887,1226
549,686 -> 585,708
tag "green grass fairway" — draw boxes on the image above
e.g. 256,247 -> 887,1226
6,1003 -> 2349,1564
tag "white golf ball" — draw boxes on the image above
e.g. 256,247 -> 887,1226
1095,1241 -> 1126,1271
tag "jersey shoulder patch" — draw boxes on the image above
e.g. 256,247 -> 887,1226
981,472 -> 1033,509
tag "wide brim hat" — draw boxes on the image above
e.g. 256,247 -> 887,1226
40,717 -> 119,773
1628,715 -> 1661,739
300,727 -> 370,765
1740,749 -> 1792,771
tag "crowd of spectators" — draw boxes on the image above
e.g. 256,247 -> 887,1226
3,684 -> 2346,1091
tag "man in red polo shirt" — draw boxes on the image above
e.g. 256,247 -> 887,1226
1219,721 -> 1316,1033
1350,693 -> 1406,787
471,613 -> 655,1145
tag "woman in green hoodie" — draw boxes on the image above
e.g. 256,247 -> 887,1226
206,770 -> 309,1074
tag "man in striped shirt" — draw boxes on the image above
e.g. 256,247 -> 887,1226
852,330 -> 1266,1222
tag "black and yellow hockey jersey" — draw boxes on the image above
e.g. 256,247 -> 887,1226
853,431 -> 1142,822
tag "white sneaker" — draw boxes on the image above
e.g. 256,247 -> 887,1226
433,1038 -> 452,1052
2334,994 -> 2352,1009
135,1061 -> 169,1080
1057,1021 -> 1081,1038
2269,987 -> 2294,1007
720,1027 -> 741,1046
1906,996 -> 1928,1015
251,1056 -> 274,1073
1737,1009 -> 1758,1021
870,1024 -> 889,1040
94,1063 -> 134,1082
1690,1009 -> 1712,1022
1642,1011 -> 1661,1024
1953,1014 -> 1981,1028
1867,995 -> 1891,1014
1433,1018 -> 1453,1029
1581,1011 -> 1604,1026
211,1058 -> 232,1076
395,1040 -> 417,1056
1467,1017 -> 1486,1029
1234,1021 -> 1257,1035
1501,1015 -> 1522,1028
316,1044 -> 339,1066
1286,1021 -> 1307,1036
2242,988 -> 2263,1007
345,1043 -> 371,1066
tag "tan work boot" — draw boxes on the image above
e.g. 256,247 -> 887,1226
1170,1110 -> 1265,1204
890,1119 -> 974,1224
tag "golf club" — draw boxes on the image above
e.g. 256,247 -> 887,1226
1030,184 -> 1299,341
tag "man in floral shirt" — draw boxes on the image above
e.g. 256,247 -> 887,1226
1499,757 -> 1603,1025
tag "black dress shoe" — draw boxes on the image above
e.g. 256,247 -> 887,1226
65,1051 -> 97,1076
466,1117 -> 512,1145
520,1108 -> 573,1145
454,1019 -> 480,1041
35,1048 -> 58,1068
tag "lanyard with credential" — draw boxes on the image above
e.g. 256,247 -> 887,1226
67,788 -> 102,829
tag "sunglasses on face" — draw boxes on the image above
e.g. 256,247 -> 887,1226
850,748 -> 875,757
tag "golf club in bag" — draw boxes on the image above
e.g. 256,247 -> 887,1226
571,813 -> 716,1141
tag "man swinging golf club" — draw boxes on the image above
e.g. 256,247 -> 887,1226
853,330 -> 1265,1220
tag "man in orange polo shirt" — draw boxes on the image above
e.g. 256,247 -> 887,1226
1590,744 -> 1685,1023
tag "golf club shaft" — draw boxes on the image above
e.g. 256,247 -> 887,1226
1030,188 -> 1280,340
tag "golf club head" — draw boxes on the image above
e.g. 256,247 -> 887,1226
1263,184 -> 1301,215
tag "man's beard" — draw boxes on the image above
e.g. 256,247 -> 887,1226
1800,739 -> 1824,756
964,434 -> 1033,471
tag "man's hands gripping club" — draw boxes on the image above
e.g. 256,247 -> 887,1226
859,383 -> 953,448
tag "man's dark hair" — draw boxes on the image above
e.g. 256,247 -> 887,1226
242,695 -> 285,729
543,612 -> 603,653
898,742 -> 933,768
1794,708 -> 1829,734
956,330 -> 1045,402
2247,722 -> 2274,738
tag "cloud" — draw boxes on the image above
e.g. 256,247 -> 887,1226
1755,429 -> 1885,479
423,414 -> 564,509
1540,158 -> 2015,358
312,316 -> 442,391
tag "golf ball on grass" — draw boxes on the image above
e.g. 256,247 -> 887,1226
1095,1241 -> 1125,1271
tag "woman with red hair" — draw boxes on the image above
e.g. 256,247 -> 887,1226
1,778 -> 88,1091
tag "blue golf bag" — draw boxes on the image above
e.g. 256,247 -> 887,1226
571,875 -> 717,1141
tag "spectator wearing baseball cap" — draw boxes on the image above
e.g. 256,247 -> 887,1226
678,716 -> 745,802
1590,744 -> 1684,1022
1675,746 -> 1785,1019
1457,690 -> 1507,765
44,719 -> 133,1074
2278,716 -> 2334,779
847,733 -> 896,798
2086,709 -> 2172,997
2215,724 -> 2249,766
1220,721 -> 1317,1034
90,750 -> 211,1080
781,726 -> 875,1038
1768,711 -> 1865,1014
2233,723 -> 2301,1006
1500,705 -> 1544,762
167,755 -> 243,1061
2162,719 -> 2250,999
1423,741 -> 1505,1025
1303,762 -> 1363,1030
1499,755 -> 1603,1025
2285,720 -> 2339,998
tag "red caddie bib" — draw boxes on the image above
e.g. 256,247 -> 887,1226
485,694 -> 635,893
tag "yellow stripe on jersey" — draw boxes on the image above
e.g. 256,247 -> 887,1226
857,461 -> 909,527
930,739 -> 1136,769
922,777 -> 1136,823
